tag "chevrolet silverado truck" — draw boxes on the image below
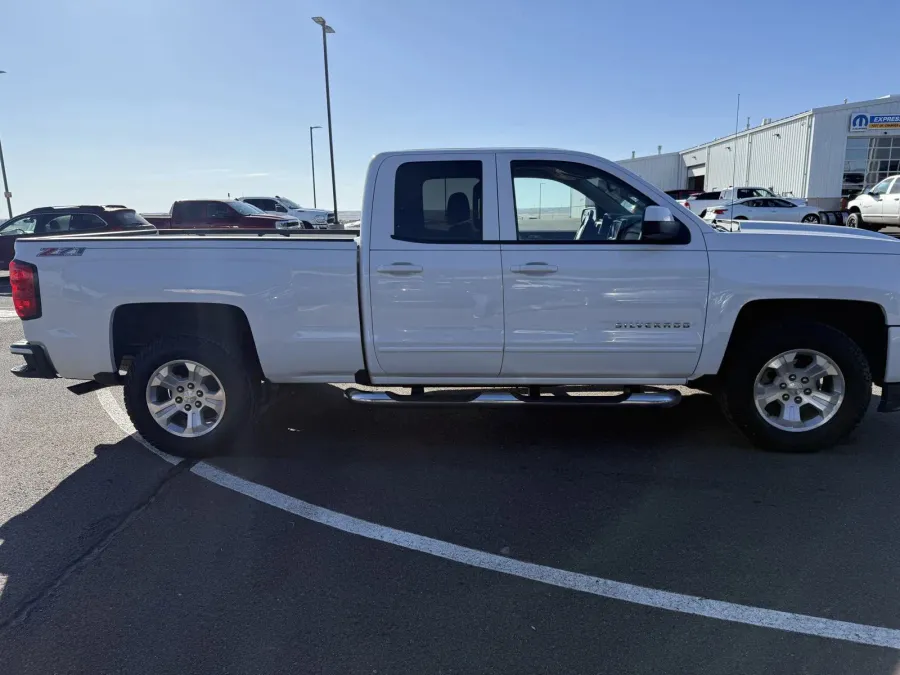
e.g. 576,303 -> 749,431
8,148 -> 900,458
142,199 -> 301,230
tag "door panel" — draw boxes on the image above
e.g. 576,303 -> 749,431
885,178 -> 900,225
495,152 -> 709,380
369,248 -> 503,376
367,152 -> 504,378
501,247 -> 708,377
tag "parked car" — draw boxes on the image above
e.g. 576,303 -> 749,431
847,175 -> 900,231
683,187 -> 806,216
10,146 -> 900,459
664,189 -> 699,201
236,196 -> 335,229
0,205 -> 154,270
701,198 -> 824,223
142,199 -> 301,230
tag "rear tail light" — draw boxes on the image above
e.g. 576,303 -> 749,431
682,201 -> 691,209
713,208 -> 727,215
9,260 -> 41,320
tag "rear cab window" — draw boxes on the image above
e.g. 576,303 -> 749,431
112,210 -> 154,228
393,161 -> 483,242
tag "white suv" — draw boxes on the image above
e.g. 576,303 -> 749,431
847,176 -> 900,231
237,196 -> 334,229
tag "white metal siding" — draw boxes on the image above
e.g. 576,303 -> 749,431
807,98 -> 900,199
745,117 -> 810,198
616,153 -> 684,190
681,115 -> 810,196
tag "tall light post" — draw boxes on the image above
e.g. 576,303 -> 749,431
0,71 -> 12,219
311,17 -> 338,226
309,125 -> 321,208
538,182 -> 546,219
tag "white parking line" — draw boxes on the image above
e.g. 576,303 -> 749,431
98,390 -> 900,649
96,389 -> 181,465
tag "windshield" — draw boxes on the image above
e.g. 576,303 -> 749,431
228,200 -> 265,215
278,197 -> 302,209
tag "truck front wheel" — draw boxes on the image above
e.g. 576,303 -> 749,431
718,321 -> 871,452
123,335 -> 259,458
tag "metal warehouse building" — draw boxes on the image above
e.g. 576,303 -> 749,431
617,94 -> 900,210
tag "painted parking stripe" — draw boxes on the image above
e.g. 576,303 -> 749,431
96,389 -> 182,465
0,309 -> 19,321
98,390 -> 900,649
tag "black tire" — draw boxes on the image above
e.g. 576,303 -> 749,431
718,321 -> 871,453
846,211 -> 877,231
734,216 -> 748,220
301,221 -> 314,229
801,213 -> 820,224
124,335 -> 259,458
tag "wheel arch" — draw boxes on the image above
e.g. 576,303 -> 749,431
111,302 -> 264,378
707,298 -> 888,385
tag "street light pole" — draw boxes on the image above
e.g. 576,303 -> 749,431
0,71 -> 12,219
309,125 -> 321,208
312,17 -> 338,227
539,182 -> 546,219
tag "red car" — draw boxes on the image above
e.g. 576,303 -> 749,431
0,205 -> 154,270
142,199 -> 302,230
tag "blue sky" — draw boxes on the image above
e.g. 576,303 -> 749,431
1,0 -> 897,215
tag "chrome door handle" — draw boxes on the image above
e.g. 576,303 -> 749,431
377,263 -> 423,275
511,262 -> 558,274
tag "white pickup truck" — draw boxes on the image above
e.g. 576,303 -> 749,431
8,148 -> 900,457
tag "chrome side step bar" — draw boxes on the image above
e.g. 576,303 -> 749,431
343,387 -> 681,408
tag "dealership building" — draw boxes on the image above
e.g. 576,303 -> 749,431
617,94 -> 900,210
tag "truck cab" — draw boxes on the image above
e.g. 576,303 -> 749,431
847,175 -> 900,230
236,196 -> 334,229
142,199 -> 301,230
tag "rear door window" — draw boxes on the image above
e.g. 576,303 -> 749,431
393,160 -> 483,242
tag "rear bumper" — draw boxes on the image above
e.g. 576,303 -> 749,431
9,340 -> 58,379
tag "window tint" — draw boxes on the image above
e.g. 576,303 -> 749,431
245,198 -> 278,211
177,201 -> 206,221
890,178 -> 900,195
41,215 -> 72,233
0,215 -> 38,235
207,202 -> 235,219
68,214 -> 107,231
511,160 -> 669,243
694,191 -> 721,200
736,189 -> 754,199
113,210 -> 152,228
393,160 -> 483,242
771,199 -> 794,208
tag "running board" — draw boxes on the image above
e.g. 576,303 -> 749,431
343,387 -> 681,408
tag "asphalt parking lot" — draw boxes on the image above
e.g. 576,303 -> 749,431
3,273 -> 900,674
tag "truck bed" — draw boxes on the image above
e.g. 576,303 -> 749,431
12,230 -> 365,382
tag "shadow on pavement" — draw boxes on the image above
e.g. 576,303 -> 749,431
0,438 -> 175,628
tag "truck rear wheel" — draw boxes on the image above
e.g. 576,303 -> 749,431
123,335 -> 259,458
718,321 -> 871,452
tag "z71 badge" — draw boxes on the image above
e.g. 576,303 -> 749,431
615,322 -> 691,329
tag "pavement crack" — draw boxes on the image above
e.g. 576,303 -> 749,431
0,458 -> 196,633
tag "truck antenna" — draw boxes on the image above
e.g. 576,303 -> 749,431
731,94 -> 740,218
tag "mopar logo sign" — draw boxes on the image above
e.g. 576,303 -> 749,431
849,113 -> 869,131
850,112 -> 900,132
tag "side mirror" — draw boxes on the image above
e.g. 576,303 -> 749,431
641,206 -> 680,242
274,205 -> 287,212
